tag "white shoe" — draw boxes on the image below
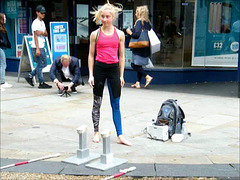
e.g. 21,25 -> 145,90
1,87 -> 5,92
1,82 -> 13,88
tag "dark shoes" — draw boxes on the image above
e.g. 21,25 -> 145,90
38,82 -> 52,89
25,76 -> 34,87
71,86 -> 77,93
57,89 -> 64,95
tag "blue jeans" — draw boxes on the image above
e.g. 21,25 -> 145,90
30,48 -> 47,83
0,48 -> 7,84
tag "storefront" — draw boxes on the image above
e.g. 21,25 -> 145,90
1,0 -> 239,84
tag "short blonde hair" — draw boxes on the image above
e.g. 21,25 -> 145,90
61,55 -> 71,63
136,5 -> 150,22
90,0 -> 123,24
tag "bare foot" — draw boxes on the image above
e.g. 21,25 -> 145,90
93,132 -> 100,143
117,135 -> 132,146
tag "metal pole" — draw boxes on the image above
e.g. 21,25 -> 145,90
0,153 -> 60,170
238,33 -> 240,98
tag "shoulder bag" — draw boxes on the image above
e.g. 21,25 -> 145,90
129,29 -> 150,48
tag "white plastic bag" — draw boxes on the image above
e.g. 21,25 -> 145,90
148,29 -> 161,54
144,58 -> 154,69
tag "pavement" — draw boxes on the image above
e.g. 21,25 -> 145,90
1,72 -> 239,178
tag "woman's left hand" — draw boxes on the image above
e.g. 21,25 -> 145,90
120,77 -> 125,87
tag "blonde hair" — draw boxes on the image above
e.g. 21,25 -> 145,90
136,5 -> 150,23
90,0 -> 123,24
61,55 -> 71,63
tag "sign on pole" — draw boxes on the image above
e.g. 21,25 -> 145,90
50,22 -> 70,61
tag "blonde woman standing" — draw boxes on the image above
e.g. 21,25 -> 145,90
126,5 -> 153,89
88,1 -> 132,146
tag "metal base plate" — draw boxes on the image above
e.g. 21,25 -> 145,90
86,157 -> 128,171
62,153 -> 100,165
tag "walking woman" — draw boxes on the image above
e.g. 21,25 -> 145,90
0,13 -> 12,92
88,1 -> 131,146
126,6 -> 153,89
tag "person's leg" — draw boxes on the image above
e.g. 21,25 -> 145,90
0,48 -> 6,84
131,63 -> 142,82
107,80 -> 122,136
0,49 -> 12,88
92,94 -> 102,142
29,48 -> 38,78
36,48 -> 46,83
37,49 -> 52,88
132,63 -> 153,88
107,66 -> 131,146
92,63 -> 105,142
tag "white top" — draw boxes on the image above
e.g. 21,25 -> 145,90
31,18 -> 46,48
62,66 -> 73,80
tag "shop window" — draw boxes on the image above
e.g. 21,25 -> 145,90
76,4 -> 89,39
208,2 -> 232,34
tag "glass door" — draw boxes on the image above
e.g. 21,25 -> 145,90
154,0 -> 185,68
182,0 -> 195,67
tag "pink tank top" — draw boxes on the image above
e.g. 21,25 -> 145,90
96,28 -> 119,64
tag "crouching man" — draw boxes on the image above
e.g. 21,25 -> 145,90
50,55 -> 82,95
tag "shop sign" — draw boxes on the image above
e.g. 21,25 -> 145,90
5,0 -> 19,19
50,22 -> 70,61
15,7 -> 29,57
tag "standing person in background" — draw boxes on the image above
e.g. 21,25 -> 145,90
25,5 -> 52,89
88,0 -> 132,146
126,5 -> 153,89
0,13 -> 12,92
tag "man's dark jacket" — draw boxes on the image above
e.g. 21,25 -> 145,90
50,56 -> 80,85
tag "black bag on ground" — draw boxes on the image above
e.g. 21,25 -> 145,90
155,99 -> 185,137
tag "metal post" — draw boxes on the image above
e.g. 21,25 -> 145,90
238,33 -> 240,98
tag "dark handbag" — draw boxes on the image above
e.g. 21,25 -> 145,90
129,29 -> 149,48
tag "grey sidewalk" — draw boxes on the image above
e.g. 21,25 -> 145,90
1,73 -> 239,178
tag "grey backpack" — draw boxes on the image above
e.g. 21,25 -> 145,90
155,99 -> 185,137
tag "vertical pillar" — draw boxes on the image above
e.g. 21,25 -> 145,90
100,130 -> 113,164
62,125 -> 99,165
238,33 -> 240,98
76,126 -> 89,158
86,129 -> 128,171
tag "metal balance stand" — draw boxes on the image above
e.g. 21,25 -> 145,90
86,129 -> 128,171
62,125 -> 100,165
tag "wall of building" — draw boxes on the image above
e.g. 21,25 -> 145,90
2,0 -> 239,84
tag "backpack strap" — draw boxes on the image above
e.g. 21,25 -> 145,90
95,27 -> 100,43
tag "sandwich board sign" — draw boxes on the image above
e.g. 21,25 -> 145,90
17,35 -> 53,83
50,22 -> 70,61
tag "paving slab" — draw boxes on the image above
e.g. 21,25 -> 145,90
1,73 -> 239,178
155,164 -> 240,178
1,158 -> 66,174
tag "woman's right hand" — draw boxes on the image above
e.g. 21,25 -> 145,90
88,76 -> 94,88
57,82 -> 65,91
126,28 -> 132,36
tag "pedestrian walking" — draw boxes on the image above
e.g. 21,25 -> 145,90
25,5 -> 52,89
126,5 -> 153,89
